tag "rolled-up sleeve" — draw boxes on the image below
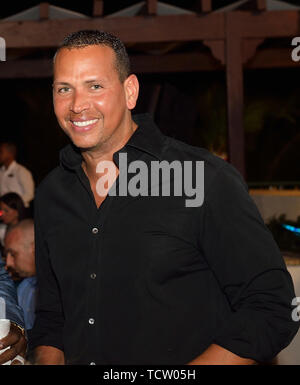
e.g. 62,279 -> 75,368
28,193 -> 64,352
201,163 -> 300,362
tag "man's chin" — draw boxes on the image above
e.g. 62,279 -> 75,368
75,143 -> 100,153
69,134 -> 100,151
8,271 -> 22,281
72,137 -> 106,153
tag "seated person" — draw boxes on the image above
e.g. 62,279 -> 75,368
4,219 -> 37,332
0,255 -> 27,365
0,193 -> 27,247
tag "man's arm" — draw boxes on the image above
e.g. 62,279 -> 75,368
0,261 -> 24,327
34,346 -> 65,365
198,163 -> 299,363
0,322 -> 27,365
0,260 -> 27,364
28,193 -> 65,363
187,344 -> 255,365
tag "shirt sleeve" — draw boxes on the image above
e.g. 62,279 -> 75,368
0,260 -> 25,329
17,166 -> 35,208
200,163 -> 300,362
28,194 -> 64,352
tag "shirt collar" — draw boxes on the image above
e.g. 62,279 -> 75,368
23,276 -> 37,285
124,113 -> 165,161
60,113 -> 166,171
1,160 -> 17,173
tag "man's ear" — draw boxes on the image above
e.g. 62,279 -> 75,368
124,74 -> 139,110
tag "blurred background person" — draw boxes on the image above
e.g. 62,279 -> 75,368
0,142 -> 35,210
4,219 -> 36,333
0,193 -> 28,283
0,193 -> 27,248
0,255 -> 27,365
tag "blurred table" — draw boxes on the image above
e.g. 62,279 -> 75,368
249,190 -> 300,364
276,258 -> 300,365
249,189 -> 300,222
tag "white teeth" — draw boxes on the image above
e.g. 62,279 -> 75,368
72,119 -> 98,127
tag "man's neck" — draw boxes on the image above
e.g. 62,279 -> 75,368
81,119 -> 137,183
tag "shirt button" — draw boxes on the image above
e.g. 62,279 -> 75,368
89,318 -> 95,325
90,273 -> 96,279
92,227 -> 99,234
90,362 -> 96,365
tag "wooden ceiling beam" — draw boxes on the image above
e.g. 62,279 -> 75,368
131,52 -> 222,73
0,53 -> 221,78
0,59 -> 53,78
237,10 -> 300,38
0,11 -> 299,49
0,48 -> 297,79
0,14 -> 225,48
246,47 -> 298,69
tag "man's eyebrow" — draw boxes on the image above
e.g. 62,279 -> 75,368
4,248 -> 15,255
52,79 -> 105,86
53,81 -> 71,86
85,78 -> 105,84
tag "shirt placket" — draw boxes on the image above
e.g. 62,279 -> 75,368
76,166 -> 113,365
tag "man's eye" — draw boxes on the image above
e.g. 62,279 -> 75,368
91,84 -> 102,90
58,87 -> 70,93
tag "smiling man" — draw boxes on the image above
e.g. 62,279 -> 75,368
29,30 -> 299,365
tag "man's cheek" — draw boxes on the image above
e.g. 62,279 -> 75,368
94,98 -> 105,111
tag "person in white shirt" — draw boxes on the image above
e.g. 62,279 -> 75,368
0,142 -> 35,208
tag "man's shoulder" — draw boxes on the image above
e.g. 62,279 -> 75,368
165,136 -> 220,162
162,135 -> 245,191
17,276 -> 37,292
164,136 -> 231,173
14,161 -> 32,174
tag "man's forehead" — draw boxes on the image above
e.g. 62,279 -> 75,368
5,228 -> 22,243
53,45 -> 117,80
55,45 -> 115,65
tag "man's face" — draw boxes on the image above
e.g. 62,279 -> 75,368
53,45 -> 138,151
0,202 -> 19,225
4,229 -> 35,278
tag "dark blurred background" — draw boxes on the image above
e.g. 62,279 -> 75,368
1,0 -> 300,187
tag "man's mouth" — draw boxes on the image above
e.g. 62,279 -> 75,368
72,119 -> 99,127
70,119 -> 99,132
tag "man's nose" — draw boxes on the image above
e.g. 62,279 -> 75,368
5,252 -> 14,269
70,90 -> 90,114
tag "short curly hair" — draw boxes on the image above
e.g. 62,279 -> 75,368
54,30 -> 131,82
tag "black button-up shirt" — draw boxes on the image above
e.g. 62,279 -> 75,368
29,114 -> 299,364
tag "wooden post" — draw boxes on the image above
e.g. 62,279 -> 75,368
199,0 -> 212,13
146,0 -> 157,15
39,2 -> 49,20
93,0 -> 104,17
256,0 -> 266,11
225,13 -> 246,178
